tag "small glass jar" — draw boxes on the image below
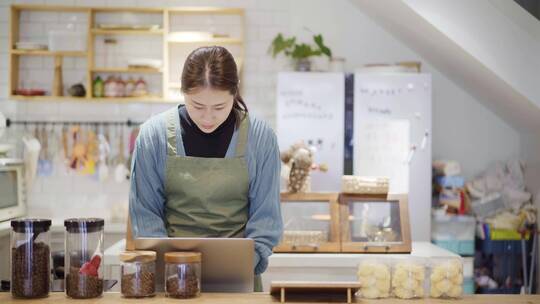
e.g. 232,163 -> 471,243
10,219 -> 52,299
120,251 -> 156,298
391,258 -> 426,299
356,258 -> 391,299
64,218 -> 104,299
429,257 -> 463,299
165,252 -> 202,299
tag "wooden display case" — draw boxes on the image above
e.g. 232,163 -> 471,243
339,193 -> 411,253
8,4 -> 245,103
274,192 -> 341,253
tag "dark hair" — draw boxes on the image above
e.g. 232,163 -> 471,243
181,46 -> 247,114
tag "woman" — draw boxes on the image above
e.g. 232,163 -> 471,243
128,46 -> 283,291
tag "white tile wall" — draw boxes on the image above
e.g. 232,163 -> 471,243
0,0 -> 291,223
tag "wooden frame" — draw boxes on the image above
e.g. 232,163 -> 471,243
8,4 -> 245,104
339,193 -> 411,253
274,192 -> 341,253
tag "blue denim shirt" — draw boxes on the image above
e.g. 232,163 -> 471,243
129,108 -> 283,275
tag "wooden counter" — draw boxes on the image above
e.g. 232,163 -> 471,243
1,292 -> 539,303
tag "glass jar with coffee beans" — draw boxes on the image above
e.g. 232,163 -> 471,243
165,252 -> 202,299
10,219 -> 52,299
64,218 -> 104,299
120,250 -> 156,298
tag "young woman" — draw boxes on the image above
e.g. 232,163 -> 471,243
129,46 -> 283,291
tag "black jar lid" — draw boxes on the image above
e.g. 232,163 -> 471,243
64,218 -> 104,233
11,218 -> 52,233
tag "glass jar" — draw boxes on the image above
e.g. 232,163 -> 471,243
64,218 -> 104,299
10,219 -> 52,298
120,250 -> 156,298
356,258 -> 391,299
429,257 -> 463,299
164,252 -> 201,299
391,257 -> 426,299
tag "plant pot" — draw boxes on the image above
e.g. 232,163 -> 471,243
294,59 -> 312,72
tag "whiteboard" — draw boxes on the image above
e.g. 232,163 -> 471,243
355,119 -> 410,194
354,73 -> 432,241
276,72 -> 345,191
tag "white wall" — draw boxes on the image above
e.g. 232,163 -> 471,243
0,0 -> 523,241
288,0 -> 521,180
0,0 -> 291,226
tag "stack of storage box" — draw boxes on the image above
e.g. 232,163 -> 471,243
431,214 -> 476,294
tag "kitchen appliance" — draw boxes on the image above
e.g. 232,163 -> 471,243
0,159 -> 26,222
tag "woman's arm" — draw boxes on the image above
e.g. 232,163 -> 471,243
129,120 -> 168,237
245,122 -> 283,275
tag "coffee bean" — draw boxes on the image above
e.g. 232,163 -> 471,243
11,242 -> 50,298
122,270 -> 155,298
66,266 -> 103,299
166,264 -> 200,299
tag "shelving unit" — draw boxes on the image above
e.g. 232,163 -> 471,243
8,4 -> 245,103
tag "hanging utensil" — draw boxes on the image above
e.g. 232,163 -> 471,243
97,124 -> 110,182
81,126 -> 97,176
38,124 -> 53,176
70,125 -> 86,171
114,125 -> 128,183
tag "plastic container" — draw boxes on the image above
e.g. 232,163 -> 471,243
356,259 -> 391,299
10,219 -> 52,298
165,252 -> 201,299
432,214 -> 476,255
429,257 -> 464,299
431,214 -> 476,241
64,218 -> 104,299
48,30 -> 87,52
463,277 -> 475,294
120,251 -> 156,298
391,257 -> 426,299
432,239 -> 475,256
462,257 -> 474,278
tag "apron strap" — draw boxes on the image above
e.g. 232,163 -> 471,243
166,107 -> 179,156
235,111 -> 249,158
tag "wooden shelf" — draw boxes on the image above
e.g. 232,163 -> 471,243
167,37 -> 242,44
10,49 -> 87,57
11,4 -> 89,12
9,4 -> 245,104
10,95 -> 182,104
91,68 -> 162,74
168,7 -> 244,15
91,29 -> 163,35
91,7 -> 163,13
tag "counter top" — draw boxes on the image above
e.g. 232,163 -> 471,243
104,240 -> 457,267
1,292 -> 539,303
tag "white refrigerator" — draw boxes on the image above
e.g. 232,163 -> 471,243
353,73 -> 432,242
276,72 -> 345,192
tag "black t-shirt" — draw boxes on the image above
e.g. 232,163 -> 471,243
179,106 -> 236,158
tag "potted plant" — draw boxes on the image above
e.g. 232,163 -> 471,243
268,33 -> 332,71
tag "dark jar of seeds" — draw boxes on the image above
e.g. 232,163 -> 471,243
165,252 -> 202,299
120,250 -> 156,298
64,218 -> 104,299
10,218 -> 52,299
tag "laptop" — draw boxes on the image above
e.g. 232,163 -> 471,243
135,237 -> 254,292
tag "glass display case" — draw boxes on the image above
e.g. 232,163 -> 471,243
274,193 -> 340,253
340,194 -> 411,253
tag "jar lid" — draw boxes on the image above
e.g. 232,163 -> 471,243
119,250 -> 156,263
164,252 -> 201,264
64,218 -> 104,233
11,218 -> 51,233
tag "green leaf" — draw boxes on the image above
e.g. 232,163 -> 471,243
268,33 -> 296,58
313,34 -> 332,58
